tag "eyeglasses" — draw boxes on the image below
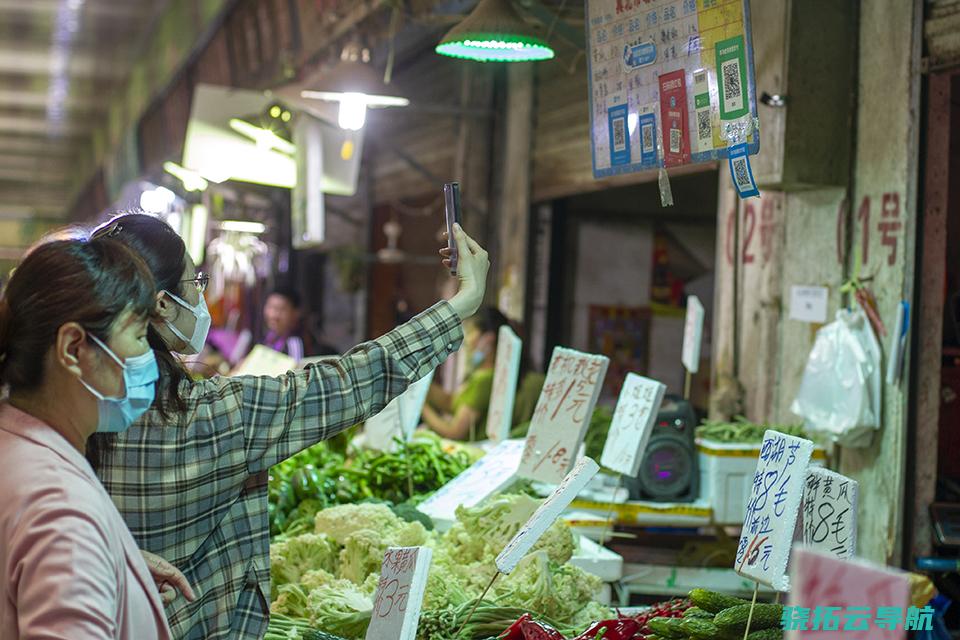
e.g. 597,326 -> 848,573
181,272 -> 209,294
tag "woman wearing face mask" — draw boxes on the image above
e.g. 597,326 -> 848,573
0,237 -> 173,639
87,213 -> 488,640
421,306 -> 509,441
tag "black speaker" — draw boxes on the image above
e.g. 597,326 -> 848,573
625,395 -> 699,502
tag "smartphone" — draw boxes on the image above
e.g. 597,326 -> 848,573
443,182 -> 462,276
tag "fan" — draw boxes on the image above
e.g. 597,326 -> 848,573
370,217 -> 441,266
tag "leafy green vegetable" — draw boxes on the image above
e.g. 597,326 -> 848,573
696,417 -> 806,443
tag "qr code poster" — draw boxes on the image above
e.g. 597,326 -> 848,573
586,0 -> 760,177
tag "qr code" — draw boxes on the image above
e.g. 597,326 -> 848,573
642,123 -> 654,152
722,59 -> 742,102
732,156 -> 752,189
697,110 -> 711,141
670,127 -> 681,154
612,117 -> 626,152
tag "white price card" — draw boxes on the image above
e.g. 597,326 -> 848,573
232,345 -> 296,377
486,326 -> 523,442
787,547 -> 909,640
735,430 -> 814,591
600,373 -> 667,477
800,468 -> 858,559
789,286 -> 829,324
366,547 -> 433,640
496,456 -> 600,574
364,372 -> 434,452
681,296 -> 705,374
418,439 -> 526,531
517,347 -> 609,484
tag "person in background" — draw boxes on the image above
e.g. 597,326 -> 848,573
231,286 -> 338,363
86,213 -> 488,640
0,237 -> 192,639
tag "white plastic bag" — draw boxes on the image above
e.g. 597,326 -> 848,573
790,306 -> 882,447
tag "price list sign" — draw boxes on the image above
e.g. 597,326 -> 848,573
800,468 -> 858,559
600,373 -> 667,477
518,347 -> 609,484
366,547 -> 433,640
486,326 -> 523,442
585,0 -> 759,178
735,430 -> 814,591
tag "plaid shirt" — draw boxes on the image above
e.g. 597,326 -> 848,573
97,302 -> 463,640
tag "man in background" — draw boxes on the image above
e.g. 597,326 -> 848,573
232,286 -> 337,362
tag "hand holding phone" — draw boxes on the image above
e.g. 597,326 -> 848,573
443,182 -> 462,276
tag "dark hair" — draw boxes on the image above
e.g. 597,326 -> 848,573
269,286 -> 302,309
0,237 -> 156,391
466,306 -> 511,335
90,213 -> 190,418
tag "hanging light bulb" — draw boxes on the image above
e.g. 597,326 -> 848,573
337,93 -> 368,131
436,0 -> 555,62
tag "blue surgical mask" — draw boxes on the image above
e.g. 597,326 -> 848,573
470,349 -> 487,368
79,333 -> 159,433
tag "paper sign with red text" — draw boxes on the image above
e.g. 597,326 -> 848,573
486,325 -> 523,442
366,547 -> 433,640
787,547 -> 909,640
517,347 -> 609,483
734,430 -> 814,591
600,373 -> 666,477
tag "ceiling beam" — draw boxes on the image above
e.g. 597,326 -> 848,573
0,0 -> 147,20
0,48 -> 125,79
0,89 -> 105,112
0,115 -> 92,136
0,169 -> 72,185
0,135 -> 81,155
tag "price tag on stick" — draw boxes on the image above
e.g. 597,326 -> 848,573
496,456 -> 600,574
787,547 -> 910,640
364,372 -> 434,452
800,468 -> 858,559
734,430 -> 814,592
518,347 -> 609,483
366,547 -> 433,640
486,326 -> 523,442
600,373 -> 667,477
681,296 -> 705,375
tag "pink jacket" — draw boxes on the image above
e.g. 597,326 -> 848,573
0,403 -> 171,640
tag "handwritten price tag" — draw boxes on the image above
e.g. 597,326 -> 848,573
600,373 -> 666,477
734,430 -> 814,591
518,347 -> 609,483
496,456 -> 600,574
681,295 -> 705,373
364,372 -> 434,452
486,326 -> 523,442
800,468 -> 858,559
366,546 -> 433,640
787,547 -> 909,640
418,439 -> 525,531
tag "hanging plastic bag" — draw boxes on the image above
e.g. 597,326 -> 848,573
790,306 -> 882,447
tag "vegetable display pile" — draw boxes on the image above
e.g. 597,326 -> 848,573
696,417 -> 806,444
269,495 -> 613,640
269,432 -> 476,537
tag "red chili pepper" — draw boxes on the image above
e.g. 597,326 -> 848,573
498,614 -> 534,640
571,616 -> 641,640
519,619 -> 566,640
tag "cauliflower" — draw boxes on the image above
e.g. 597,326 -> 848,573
571,600 -> 615,630
338,529 -> 386,585
314,503 -> 401,544
305,578 -> 373,639
299,568 -> 338,592
269,532 -> 339,596
270,583 -> 310,619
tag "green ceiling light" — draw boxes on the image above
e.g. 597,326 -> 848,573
436,0 -> 555,62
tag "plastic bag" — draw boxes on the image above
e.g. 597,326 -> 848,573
790,306 -> 882,447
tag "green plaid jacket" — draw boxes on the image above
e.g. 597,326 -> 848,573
98,302 -> 462,639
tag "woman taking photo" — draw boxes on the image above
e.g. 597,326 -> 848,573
89,213 -> 488,639
0,237 -> 172,639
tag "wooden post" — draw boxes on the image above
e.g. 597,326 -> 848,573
494,63 -> 535,322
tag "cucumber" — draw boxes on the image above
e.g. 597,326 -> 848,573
301,632 -> 349,640
688,588 -> 751,613
682,606 -> 715,619
715,603 -> 785,633
747,629 -> 784,640
679,616 -> 722,638
646,617 -> 686,639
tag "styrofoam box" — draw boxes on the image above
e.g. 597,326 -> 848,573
697,437 -> 826,524
569,533 -> 624,583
